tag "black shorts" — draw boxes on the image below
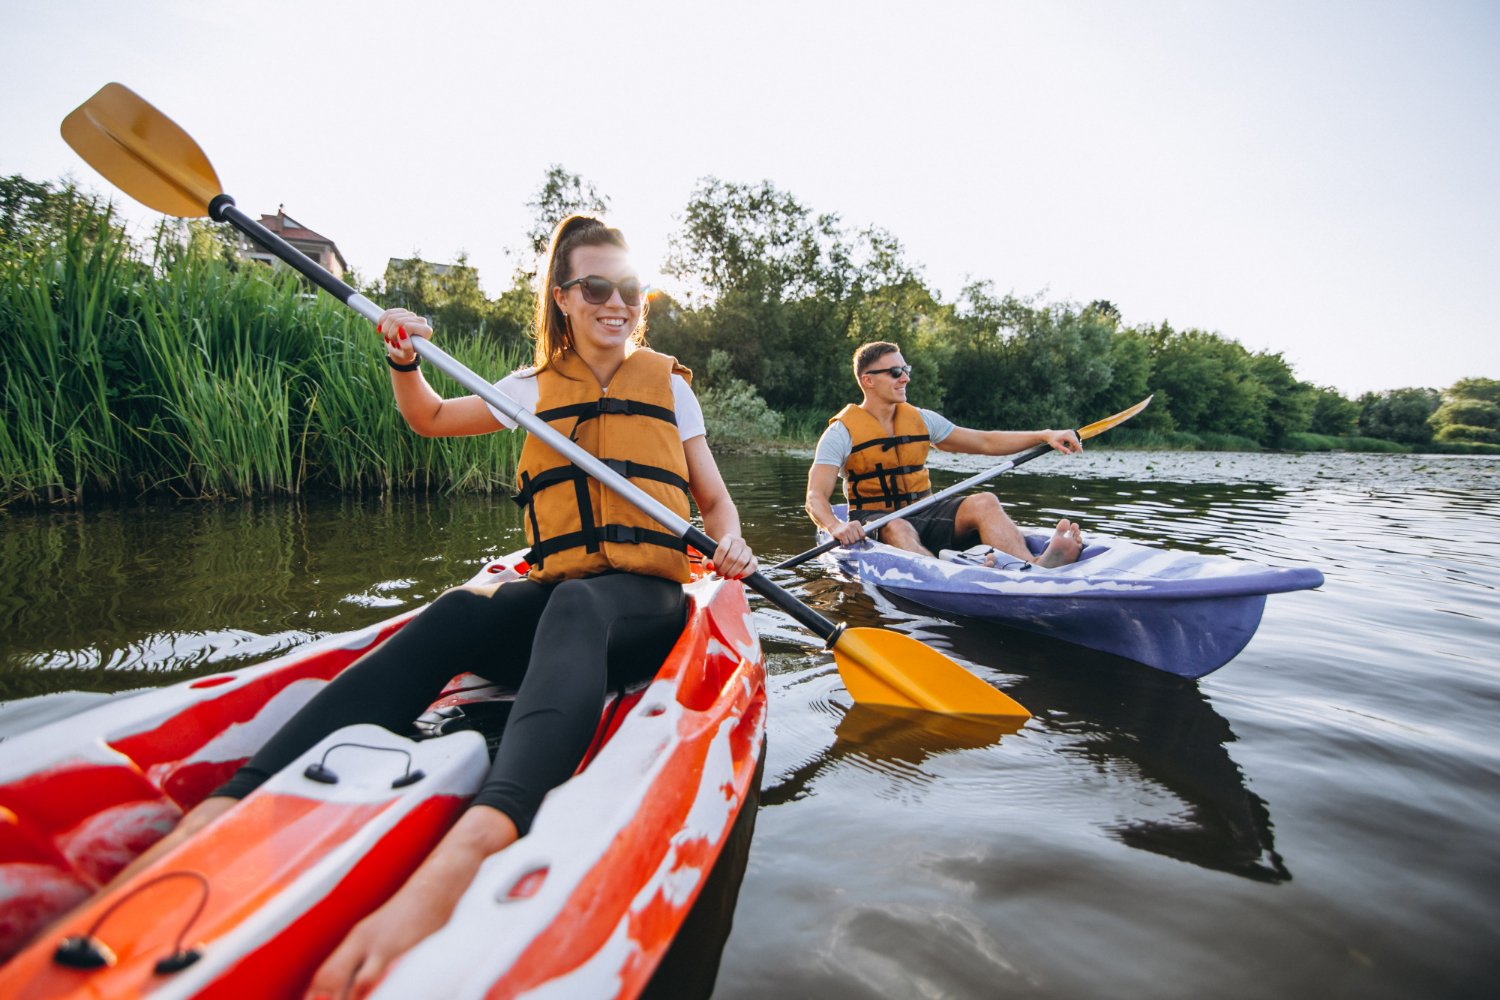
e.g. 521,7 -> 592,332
850,495 -> 979,554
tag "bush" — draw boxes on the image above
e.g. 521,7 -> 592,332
696,350 -> 783,445
1431,398 -> 1500,432
1434,424 -> 1500,445
1424,439 -> 1500,455
1358,387 -> 1440,444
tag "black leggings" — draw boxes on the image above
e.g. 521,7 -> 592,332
212,573 -> 687,835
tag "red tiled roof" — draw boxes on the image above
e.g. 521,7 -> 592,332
253,210 -> 347,270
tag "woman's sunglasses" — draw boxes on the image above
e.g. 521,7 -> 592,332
865,364 -> 913,378
558,275 -> 645,307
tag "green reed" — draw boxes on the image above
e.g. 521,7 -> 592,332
0,200 -> 527,505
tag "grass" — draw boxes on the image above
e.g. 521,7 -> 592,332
1282,432 -> 1411,454
1093,428 -> 1262,452
1,199 -> 526,505
1421,439 -> 1500,455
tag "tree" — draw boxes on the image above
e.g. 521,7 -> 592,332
1358,387 -> 1440,444
1308,386 -> 1360,436
525,165 -> 610,259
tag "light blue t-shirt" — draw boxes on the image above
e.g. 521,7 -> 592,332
813,408 -> 955,475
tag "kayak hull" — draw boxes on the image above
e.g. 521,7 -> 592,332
0,550 -> 767,1000
821,504 -> 1320,678
878,582 -> 1266,678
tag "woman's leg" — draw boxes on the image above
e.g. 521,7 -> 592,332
473,572 -> 688,835
306,573 -> 687,1000
216,581 -> 552,799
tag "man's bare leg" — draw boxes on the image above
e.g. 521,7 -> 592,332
954,493 -> 1082,567
873,517 -> 932,556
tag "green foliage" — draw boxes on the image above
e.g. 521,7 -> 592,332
381,254 -> 531,349
1427,377 -> 1500,447
1,192 -> 525,504
1309,385 -> 1360,436
1097,428 -> 1261,451
941,284 -> 1115,431
1424,438 -> 1500,454
1281,432 -> 1410,453
1431,397 -> 1500,431
695,351 -> 783,446
1358,387 -> 1440,445
525,165 -> 610,259
655,178 -> 918,415
1446,377 -> 1500,405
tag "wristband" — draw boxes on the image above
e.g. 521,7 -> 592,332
386,355 -> 421,372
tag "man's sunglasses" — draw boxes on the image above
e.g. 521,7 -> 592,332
865,364 -> 913,378
558,275 -> 645,307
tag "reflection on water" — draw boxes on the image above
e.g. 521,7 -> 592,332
0,494 -> 528,698
763,704 -> 1021,808
939,618 -> 1289,883
3,450 -> 1498,999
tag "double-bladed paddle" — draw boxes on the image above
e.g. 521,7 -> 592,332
775,397 -> 1153,570
61,83 -> 1029,721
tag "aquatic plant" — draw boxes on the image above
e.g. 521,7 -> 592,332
0,195 -> 525,504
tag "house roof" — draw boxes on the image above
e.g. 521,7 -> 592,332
253,208 -> 348,270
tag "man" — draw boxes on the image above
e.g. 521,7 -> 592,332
805,341 -> 1086,567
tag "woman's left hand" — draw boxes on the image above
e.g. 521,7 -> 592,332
709,533 -> 757,580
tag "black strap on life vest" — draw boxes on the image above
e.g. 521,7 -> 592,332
526,524 -> 688,565
511,460 -> 689,509
850,487 -> 933,510
848,459 -> 932,511
849,432 -> 929,454
536,397 -> 678,440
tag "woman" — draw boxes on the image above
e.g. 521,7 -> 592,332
109,216 -> 758,1000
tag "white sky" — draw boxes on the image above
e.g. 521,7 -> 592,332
5,0 -> 1496,396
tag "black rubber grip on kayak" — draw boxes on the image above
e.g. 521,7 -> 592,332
682,525 -> 840,644
209,195 -> 355,305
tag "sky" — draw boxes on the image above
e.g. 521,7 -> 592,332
5,0 -> 1497,396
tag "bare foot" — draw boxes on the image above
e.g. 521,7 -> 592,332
1034,519 -> 1083,568
305,806 -> 517,1000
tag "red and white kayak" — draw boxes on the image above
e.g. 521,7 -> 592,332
0,551 -> 767,999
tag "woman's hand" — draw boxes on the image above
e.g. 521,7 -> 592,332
1043,429 -> 1083,455
709,533 -> 757,580
377,308 -> 431,367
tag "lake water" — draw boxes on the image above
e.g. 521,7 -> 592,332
2,449 -> 1497,998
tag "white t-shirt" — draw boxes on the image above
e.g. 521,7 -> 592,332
812,408 -> 955,475
485,368 -> 706,441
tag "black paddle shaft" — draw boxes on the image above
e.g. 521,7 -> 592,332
681,526 -> 844,647
209,195 -> 361,306
775,440 -> 1058,571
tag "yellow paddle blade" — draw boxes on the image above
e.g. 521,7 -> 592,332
1078,395 -> 1153,440
61,83 -> 221,217
831,627 -> 1030,720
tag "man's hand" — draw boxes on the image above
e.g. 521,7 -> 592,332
829,519 -> 867,546
1042,429 -> 1083,455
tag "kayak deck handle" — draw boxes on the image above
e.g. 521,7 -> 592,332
54,869 -> 210,974
304,742 -> 426,789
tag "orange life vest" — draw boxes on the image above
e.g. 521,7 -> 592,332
834,402 -> 933,513
513,348 -> 694,584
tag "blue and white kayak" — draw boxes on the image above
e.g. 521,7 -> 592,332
818,505 -> 1324,679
